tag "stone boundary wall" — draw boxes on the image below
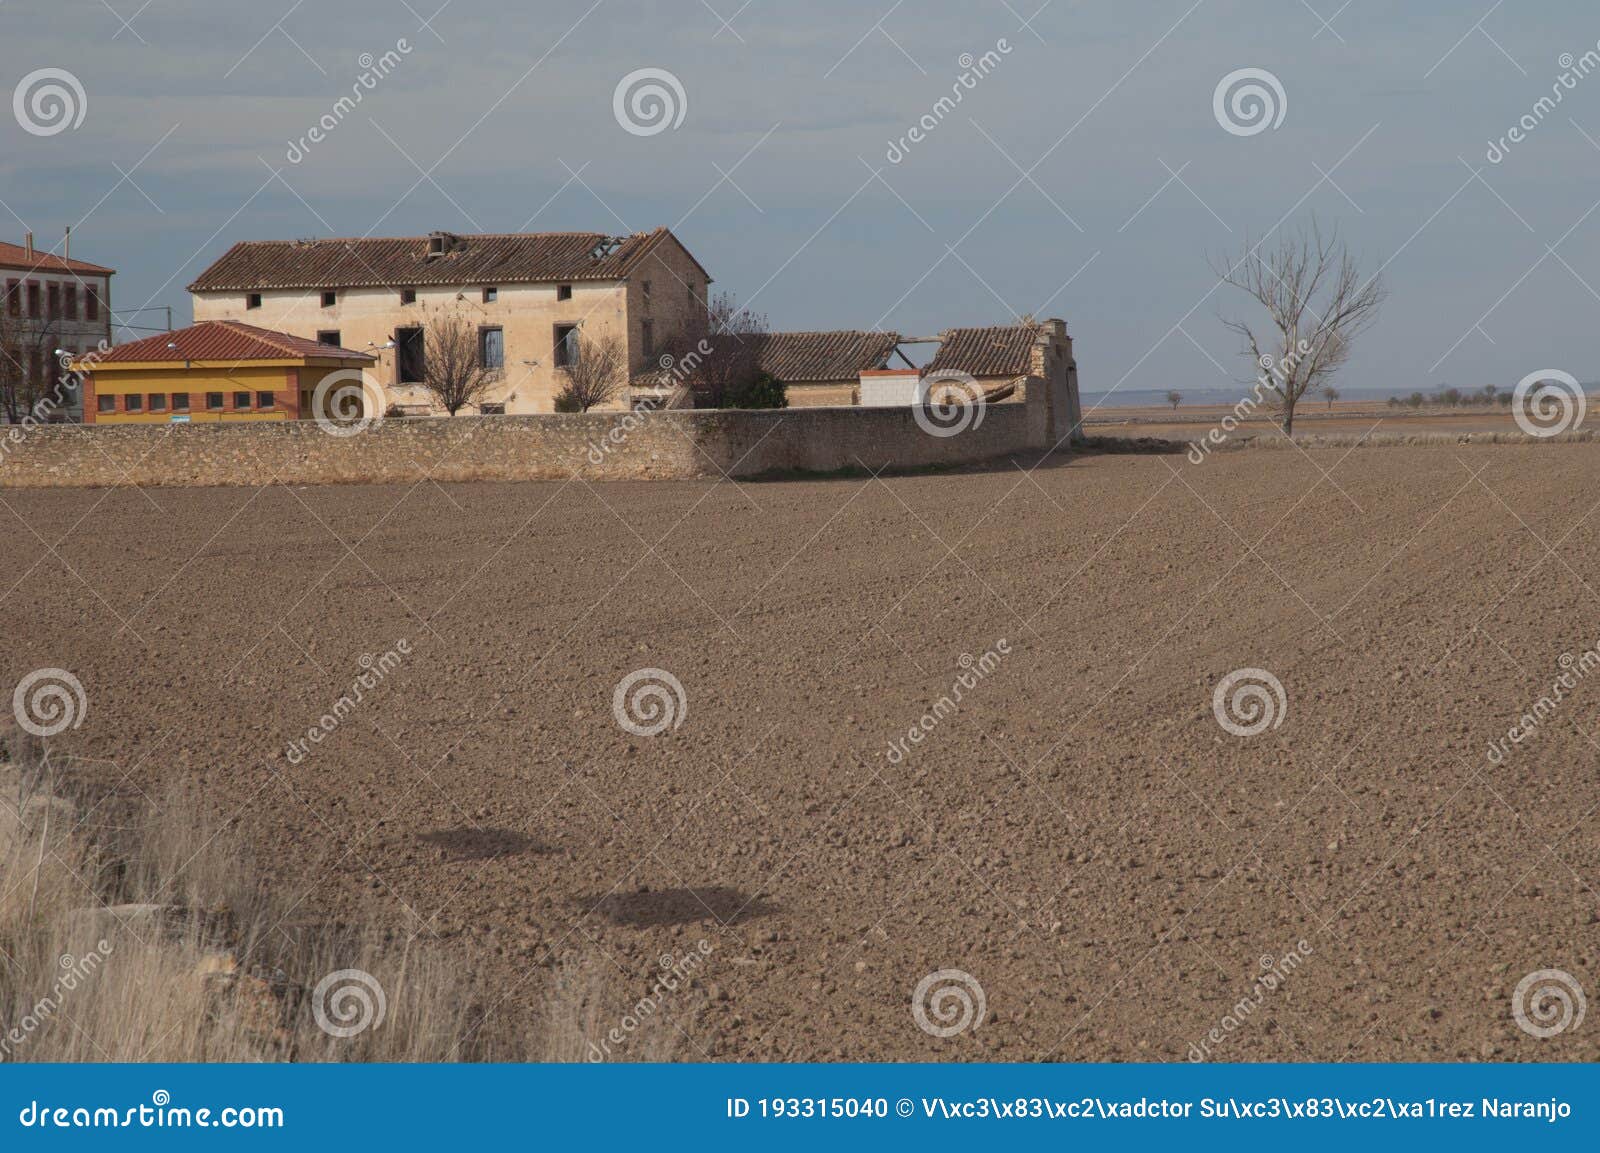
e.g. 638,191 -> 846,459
0,399 -> 1066,489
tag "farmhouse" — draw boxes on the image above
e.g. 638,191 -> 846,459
188,228 -> 711,416
2,233 -> 115,423
74,321 -> 374,424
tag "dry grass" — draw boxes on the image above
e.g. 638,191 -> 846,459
0,731 -> 640,1063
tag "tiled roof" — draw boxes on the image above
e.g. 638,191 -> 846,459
90,321 -> 374,364
751,330 -> 901,382
0,241 -> 115,276
925,325 -> 1040,378
188,227 -> 706,291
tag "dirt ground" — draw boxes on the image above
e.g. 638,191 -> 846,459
3,442 -> 1598,1062
1085,400 -> 1532,441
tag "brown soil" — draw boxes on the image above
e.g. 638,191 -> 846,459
1086,402 -> 1533,440
4,442 -> 1598,1062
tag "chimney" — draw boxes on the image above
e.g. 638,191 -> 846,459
24,231 -> 33,258
63,226 -> 70,260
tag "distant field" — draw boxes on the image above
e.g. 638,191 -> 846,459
7,442 -> 1599,1061
1083,399 -> 1549,440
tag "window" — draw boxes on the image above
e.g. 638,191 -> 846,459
233,391 -> 251,410
317,330 -> 341,347
482,286 -> 498,303
256,391 -> 275,408
686,280 -> 695,308
205,392 -> 224,411
396,326 -> 425,383
321,290 -> 336,308
479,326 -> 504,369
641,319 -> 654,359
47,284 -> 60,319
86,286 -> 101,321
27,282 -> 41,318
641,280 -> 651,308
554,324 -> 580,368
97,394 -> 114,414
125,393 -> 142,412
400,288 -> 417,305
246,292 -> 261,310
27,348 -> 41,386
4,279 -> 17,316
63,284 -> 77,320
556,284 -> 572,301
172,392 -> 189,411
149,393 -> 167,412
479,402 -> 505,415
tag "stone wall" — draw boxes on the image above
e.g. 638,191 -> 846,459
0,397 -> 1063,489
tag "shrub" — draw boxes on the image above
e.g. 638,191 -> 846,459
718,372 -> 787,410
552,392 -> 583,414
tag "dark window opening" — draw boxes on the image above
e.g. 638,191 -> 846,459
205,392 -> 224,411
641,320 -> 654,359
47,284 -> 60,319
554,324 -> 580,368
4,279 -> 17,316
172,392 -> 189,411
479,402 -> 505,415
482,286 -> 498,303
97,395 -> 114,414
321,290 -> 336,307
479,326 -> 504,369
400,288 -> 417,305
246,292 -> 262,309
149,393 -> 167,412
86,286 -> 101,321
641,280 -> 651,308
125,393 -> 142,412
27,282 -> 41,318
317,330 -> 342,347
396,326 -> 425,383
556,284 -> 572,301
232,391 -> 251,410
63,284 -> 77,320
256,391 -> 275,409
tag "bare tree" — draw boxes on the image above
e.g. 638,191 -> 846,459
419,310 -> 497,416
1166,390 -> 1183,411
554,330 -> 628,412
1214,220 -> 1386,436
656,291 -> 767,408
1321,385 -> 1340,410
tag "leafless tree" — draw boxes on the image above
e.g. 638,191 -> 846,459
1321,385 -> 1340,410
656,291 -> 767,407
1214,220 -> 1386,436
419,310 -> 497,416
554,330 -> 628,412
0,296 -> 70,424
1166,390 -> 1183,411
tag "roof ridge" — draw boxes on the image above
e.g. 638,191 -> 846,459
226,229 -> 643,246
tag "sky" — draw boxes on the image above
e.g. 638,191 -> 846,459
3,0 -> 1598,399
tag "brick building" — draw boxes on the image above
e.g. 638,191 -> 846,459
188,228 -> 710,415
1,233 -> 115,423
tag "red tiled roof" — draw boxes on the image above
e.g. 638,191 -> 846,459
925,325 -> 1040,378
751,330 -> 901,382
0,240 -> 115,276
188,227 -> 707,292
90,321 -> 374,364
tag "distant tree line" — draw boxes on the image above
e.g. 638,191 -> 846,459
1387,384 -> 1514,409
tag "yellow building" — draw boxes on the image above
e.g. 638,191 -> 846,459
78,321 -> 374,424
